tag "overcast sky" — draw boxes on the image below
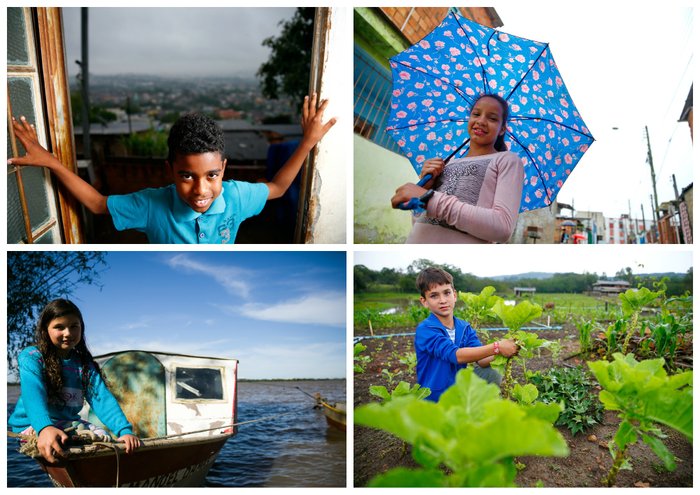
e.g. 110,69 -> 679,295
62,7 -> 296,78
354,245 -> 692,278
495,3 -> 694,218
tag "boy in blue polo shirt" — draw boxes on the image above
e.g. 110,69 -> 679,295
8,93 -> 335,243
414,267 -> 518,401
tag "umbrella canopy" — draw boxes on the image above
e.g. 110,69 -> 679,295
386,12 -> 594,212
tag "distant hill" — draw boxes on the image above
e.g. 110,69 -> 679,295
489,271 -> 685,282
490,272 -> 555,281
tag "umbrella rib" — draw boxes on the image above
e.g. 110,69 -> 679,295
504,44 -> 549,102
510,116 -> 594,140
449,10 -> 489,94
506,130 -> 553,204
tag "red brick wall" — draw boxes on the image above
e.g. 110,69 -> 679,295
379,7 -> 502,44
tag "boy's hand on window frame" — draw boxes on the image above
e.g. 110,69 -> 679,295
7,116 -> 61,169
300,93 -> 336,148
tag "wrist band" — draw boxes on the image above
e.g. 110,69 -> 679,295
493,341 -> 500,354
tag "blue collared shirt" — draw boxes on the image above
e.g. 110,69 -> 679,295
107,181 -> 269,244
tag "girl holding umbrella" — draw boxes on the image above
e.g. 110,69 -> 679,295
391,93 -> 523,243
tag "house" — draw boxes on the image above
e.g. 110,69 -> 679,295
513,287 -> 536,297
591,280 -> 631,295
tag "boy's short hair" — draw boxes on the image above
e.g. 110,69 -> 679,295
416,267 -> 454,297
167,113 -> 225,163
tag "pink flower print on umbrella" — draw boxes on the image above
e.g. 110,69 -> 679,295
386,10 -> 593,211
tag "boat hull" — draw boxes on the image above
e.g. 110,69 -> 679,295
320,401 -> 346,432
36,434 -> 232,487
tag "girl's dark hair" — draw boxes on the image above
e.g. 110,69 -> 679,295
35,299 -> 102,406
167,112 -> 226,163
473,93 -> 510,152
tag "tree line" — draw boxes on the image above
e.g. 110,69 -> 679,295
354,259 -> 693,296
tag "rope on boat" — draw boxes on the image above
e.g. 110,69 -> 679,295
7,408 -> 304,448
147,409 -> 304,441
8,409 -> 303,487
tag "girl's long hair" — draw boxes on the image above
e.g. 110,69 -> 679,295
473,93 -> 510,152
35,299 -> 102,406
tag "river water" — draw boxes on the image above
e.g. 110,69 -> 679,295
6,379 -> 346,487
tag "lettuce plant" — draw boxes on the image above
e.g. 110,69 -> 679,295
354,342 -> 371,373
618,288 -> 662,354
355,368 -> 569,487
588,353 -> 692,486
459,286 -> 500,340
491,300 -> 549,400
369,381 -> 431,402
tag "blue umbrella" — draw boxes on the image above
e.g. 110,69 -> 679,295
386,11 -> 594,212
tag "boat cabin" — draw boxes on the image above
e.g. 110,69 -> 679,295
80,350 -> 238,439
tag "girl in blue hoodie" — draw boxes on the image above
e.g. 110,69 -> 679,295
9,299 -> 140,462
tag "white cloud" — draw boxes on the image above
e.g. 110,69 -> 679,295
164,253 -> 251,297
236,292 -> 346,327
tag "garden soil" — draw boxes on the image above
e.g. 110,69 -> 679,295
353,325 -> 692,488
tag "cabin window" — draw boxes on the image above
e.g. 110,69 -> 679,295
175,367 -> 224,400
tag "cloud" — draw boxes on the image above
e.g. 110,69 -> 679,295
235,293 -> 346,327
90,337 -> 234,358
164,253 -> 250,297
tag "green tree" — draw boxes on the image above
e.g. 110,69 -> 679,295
7,252 -> 108,376
257,8 -> 315,108
354,264 -> 374,292
70,91 -> 118,126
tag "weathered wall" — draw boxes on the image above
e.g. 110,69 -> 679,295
354,134 -> 416,243
305,7 -> 348,243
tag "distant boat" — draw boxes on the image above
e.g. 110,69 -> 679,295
318,400 -> 346,432
25,350 -> 239,487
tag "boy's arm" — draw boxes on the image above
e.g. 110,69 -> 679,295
455,343 -> 499,364
266,93 -> 336,200
456,339 -> 518,364
8,116 -> 108,214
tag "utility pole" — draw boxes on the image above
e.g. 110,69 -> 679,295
649,194 -> 658,243
640,203 -> 646,243
627,199 -> 634,244
79,7 -> 94,183
672,174 -> 684,243
645,125 -> 660,221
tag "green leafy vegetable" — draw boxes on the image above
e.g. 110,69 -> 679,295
355,368 -> 568,487
587,353 -> 692,486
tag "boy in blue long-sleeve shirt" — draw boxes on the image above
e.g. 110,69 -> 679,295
414,267 -> 518,401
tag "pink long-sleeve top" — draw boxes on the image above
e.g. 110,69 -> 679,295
406,151 -> 524,244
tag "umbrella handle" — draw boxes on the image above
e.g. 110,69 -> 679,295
398,174 -> 433,211
416,174 -> 432,187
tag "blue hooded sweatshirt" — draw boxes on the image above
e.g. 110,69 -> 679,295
414,313 -> 482,401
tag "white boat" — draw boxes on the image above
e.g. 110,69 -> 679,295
27,350 -> 239,487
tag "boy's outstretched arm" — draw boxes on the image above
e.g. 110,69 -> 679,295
8,116 -> 108,214
266,93 -> 336,200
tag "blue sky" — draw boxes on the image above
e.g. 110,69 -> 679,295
58,251 -> 346,380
